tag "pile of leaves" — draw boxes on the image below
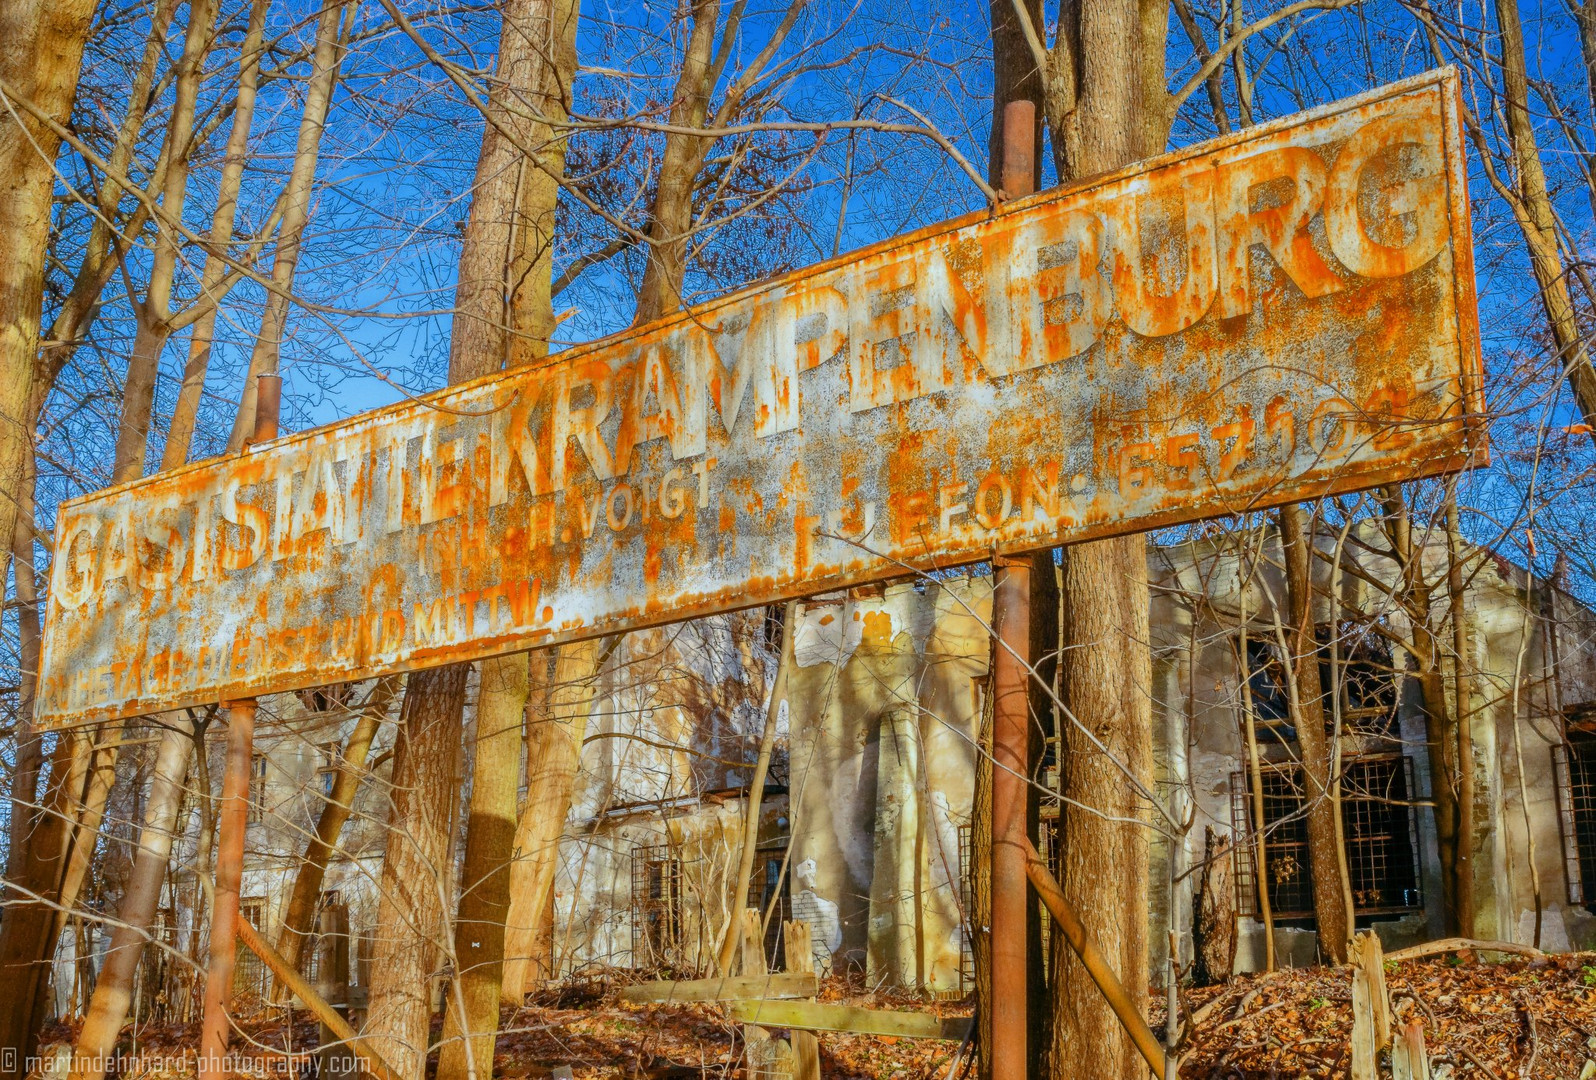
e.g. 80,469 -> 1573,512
35,950 -> 1596,1079
1174,949 -> 1596,1078
490,969 -> 968,1079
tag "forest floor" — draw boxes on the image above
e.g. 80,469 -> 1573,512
31,950 -> 1596,1079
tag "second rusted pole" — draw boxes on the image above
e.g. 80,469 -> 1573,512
199,375 -> 281,1079
988,99 -> 1038,1080
198,698 -> 256,1079
991,555 -> 1032,1079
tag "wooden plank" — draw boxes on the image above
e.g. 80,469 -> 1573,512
783,920 -> 822,1080
620,972 -> 817,1004
728,1000 -> 973,1041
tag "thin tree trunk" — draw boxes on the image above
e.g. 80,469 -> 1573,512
0,724 -> 122,1067
1444,492 -> 1476,936
715,604 -> 793,976
365,667 -> 468,1080
226,0 -> 350,450
1492,0 -> 1596,433
500,639 -> 609,1002
0,0 -> 98,687
429,0 -> 581,1060
1044,1 -> 1165,1073
1278,504 -> 1352,963
162,0 -> 270,471
1379,486 -> 1464,933
632,0 -> 720,326
436,659 -> 526,1080
1236,582 -> 1276,972
7,458 -> 41,886
69,723 -> 195,1080
274,677 -> 397,982
971,681 -> 994,1080
111,0 -> 221,482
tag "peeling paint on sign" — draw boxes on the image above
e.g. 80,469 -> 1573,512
37,70 -> 1484,727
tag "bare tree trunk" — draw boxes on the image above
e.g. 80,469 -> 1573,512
1236,590 -> 1275,972
0,724 -> 122,1068
1444,492 -> 1476,936
365,667 -> 467,1080
274,678 -> 398,982
226,0 -> 350,450
429,0 -> 581,1062
716,604 -> 793,976
69,723 -> 195,1080
1278,505 -> 1351,962
162,0 -> 270,471
1491,0 -> 1596,433
500,640 -> 608,1002
971,683 -> 994,1080
631,0 -> 720,325
1044,1 -> 1165,1074
110,0 -> 220,482
436,660 -> 526,1080
0,0 -> 98,671
6,457 -> 41,886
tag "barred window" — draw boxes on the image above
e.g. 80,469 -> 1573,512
1230,756 -> 1422,923
1553,728 -> 1596,909
631,844 -> 685,972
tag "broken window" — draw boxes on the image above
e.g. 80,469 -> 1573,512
631,844 -> 685,973
1241,637 -> 1295,743
1230,756 -> 1422,924
1317,621 -> 1401,740
1553,723 -> 1596,910
1239,622 -> 1399,744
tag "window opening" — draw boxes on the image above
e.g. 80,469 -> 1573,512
1230,756 -> 1422,925
631,844 -> 686,974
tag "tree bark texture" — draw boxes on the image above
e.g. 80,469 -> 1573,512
274,678 -> 398,981
364,667 -> 468,1080
226,0 -> 350,451
1491,0 -> 1596,433
450,0 -> 580,371
437,658 -> 527,1080
162,0 -> 271,470
1044,0 -> 1166,1074
500,639 -> 608,1001
0,0 -> 98,647
69,723 -> 195,1080
632,0 -> 721,325
1279,504 -> 1352,962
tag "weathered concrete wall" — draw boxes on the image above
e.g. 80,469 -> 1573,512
784,575 -> 991,992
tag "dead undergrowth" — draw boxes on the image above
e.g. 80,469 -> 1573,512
32,952 -> 1596,1079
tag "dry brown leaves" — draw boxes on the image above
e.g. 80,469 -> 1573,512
1175,950 -> 1596,1079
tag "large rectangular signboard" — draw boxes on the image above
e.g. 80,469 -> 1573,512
37,70 -> 1483,726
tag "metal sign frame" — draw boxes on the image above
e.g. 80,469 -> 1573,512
37,69 -> 1484,727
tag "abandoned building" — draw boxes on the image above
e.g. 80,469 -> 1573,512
52,521 -> 1596,1017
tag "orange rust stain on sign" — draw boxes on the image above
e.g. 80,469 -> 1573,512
37,71 -> 1484,728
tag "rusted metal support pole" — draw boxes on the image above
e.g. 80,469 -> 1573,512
199,375 -> 280,1079
1024,838 -> 1168,1080
199,698 -> 256,1078
988,99 -> 1038,1080
991,555 -> 1031,1079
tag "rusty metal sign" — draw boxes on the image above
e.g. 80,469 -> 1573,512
37,69 -> 1483,727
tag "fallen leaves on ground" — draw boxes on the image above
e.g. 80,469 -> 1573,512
34,950 -> 1596,1079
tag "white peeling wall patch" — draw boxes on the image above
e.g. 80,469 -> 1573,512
794,601 -> 866,667
792,858 -> 843,970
